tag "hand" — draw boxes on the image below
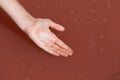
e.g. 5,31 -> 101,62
25,18 -> 73,57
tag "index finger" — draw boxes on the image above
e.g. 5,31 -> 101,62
55,38 -> 73,54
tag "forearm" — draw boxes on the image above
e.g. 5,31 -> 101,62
0,0 -> 35,31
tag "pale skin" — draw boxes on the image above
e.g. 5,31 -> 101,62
0,0 -> 73,57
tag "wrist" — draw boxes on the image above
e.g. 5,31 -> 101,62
19,16 -> 36,32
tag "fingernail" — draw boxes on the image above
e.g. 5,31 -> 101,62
69,53 -> 72,56
64,54 -> 68,57
55,54 -> 60,56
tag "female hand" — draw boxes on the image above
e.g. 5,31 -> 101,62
25,18 -> 73,57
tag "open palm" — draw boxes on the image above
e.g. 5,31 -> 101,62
25,18 -> 73,57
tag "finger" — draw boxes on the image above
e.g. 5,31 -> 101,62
46,35 -> 73,56
40,41 -> 60,56
49,21 -> 65,32
41,39 -> 65,56
47,38 -> 70,57
30,34 -> 60,56
43,38 -> 69,57
43,42 -> 69,57
55,39 -> 73,55
41,40 -> 60,56
51,44 -> 69,57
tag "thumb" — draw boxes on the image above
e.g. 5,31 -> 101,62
49,21 -> 65,32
